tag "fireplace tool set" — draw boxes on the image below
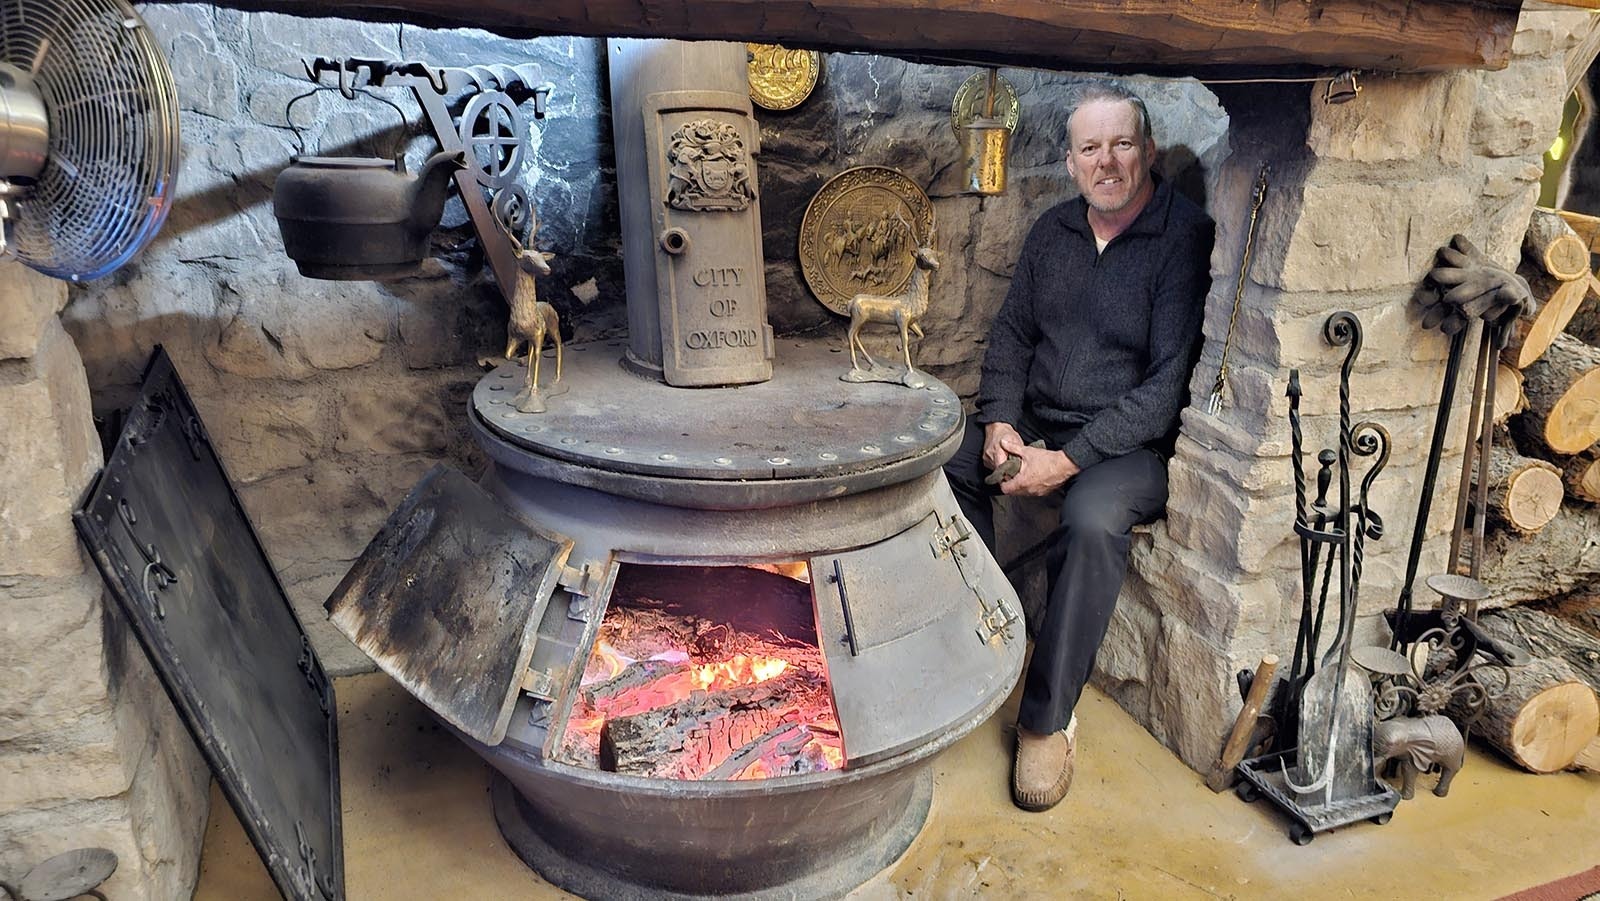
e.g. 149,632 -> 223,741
1237,239 -> 1536,843
1234,310 -> 1402,844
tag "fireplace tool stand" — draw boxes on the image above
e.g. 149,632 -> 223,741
1236,311 -> 1400,844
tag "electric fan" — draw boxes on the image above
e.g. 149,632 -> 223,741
0,0 -> 179,281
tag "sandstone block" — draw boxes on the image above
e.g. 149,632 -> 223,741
1307,71 -> 1477,165
0,322 -> 101,580
1511,9 -> 1597,58
0,710 -> 137,810
0,578 -> 114,741
1147,615 -> 1241,771
1472,59 -> 1565,159
0,264 -> 66,360
1270,178 -> 1474,292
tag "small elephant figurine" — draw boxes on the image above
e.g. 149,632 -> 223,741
1373,713 -> 1465,799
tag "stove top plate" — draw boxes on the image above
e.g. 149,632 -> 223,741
474,337 -> 962,482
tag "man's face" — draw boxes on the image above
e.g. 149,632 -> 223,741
1065,98 -> 1156,217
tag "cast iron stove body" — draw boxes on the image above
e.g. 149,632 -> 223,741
325,39 -> 1024,899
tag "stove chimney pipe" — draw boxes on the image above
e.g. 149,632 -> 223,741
608,38 -> 774,387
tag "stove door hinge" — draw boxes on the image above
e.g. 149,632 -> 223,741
557,561 -> 596,597
930,512 -> 984,592
976,594 -> 1019,645
519,666 -> 562,702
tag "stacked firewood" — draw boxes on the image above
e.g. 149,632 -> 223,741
1466,207 -> 1600,773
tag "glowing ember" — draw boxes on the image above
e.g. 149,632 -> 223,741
556,564 -> 844,781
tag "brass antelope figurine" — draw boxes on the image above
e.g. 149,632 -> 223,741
843,213 -> 938,388
505,211 -> 562,413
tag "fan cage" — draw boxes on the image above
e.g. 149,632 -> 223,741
2,0 -> 179,280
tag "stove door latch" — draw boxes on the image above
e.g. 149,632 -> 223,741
520,667 -> 561,701
930,512 -> 984,592
976,594 -> 1020,645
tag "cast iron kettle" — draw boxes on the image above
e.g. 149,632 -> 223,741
272,149 -> 465,280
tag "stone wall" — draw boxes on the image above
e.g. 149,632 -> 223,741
0,263 -> 209,899
1096,10 -> 1600,768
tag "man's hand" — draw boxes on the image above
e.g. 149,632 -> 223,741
1000,446 -> 1081,496
983,422 -> 1026,470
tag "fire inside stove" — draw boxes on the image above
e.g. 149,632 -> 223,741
555,562 -> 845,781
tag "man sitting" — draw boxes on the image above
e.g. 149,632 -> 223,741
944,81 -> 1214,812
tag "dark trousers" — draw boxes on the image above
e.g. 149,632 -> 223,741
944,418 -> 1168,734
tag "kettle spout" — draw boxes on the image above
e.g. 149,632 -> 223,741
408,149 -> 467,231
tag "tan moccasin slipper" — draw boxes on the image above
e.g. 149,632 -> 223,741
1011,715 -> 1077,812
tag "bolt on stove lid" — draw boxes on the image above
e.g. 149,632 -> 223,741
73,348 -> 343,901
473,337 -> 963,489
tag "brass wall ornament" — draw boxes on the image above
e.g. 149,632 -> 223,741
666,118 -> 755,212
954,69 -> 1017,196
798,166 -> 935,316
950,70 -> 1019,137
747,43 -> 821,111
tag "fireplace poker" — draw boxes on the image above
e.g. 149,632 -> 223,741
1391,326 -> 1469,650
1207,163 -> 1270,416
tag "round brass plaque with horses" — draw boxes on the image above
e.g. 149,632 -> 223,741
798,166 -> 935,317
747,43 -> 822,111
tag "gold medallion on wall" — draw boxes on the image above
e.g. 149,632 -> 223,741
747,43 -> 822,112
949,70 -> 1020,137
798,166 -> 935,316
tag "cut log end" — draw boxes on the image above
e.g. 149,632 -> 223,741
1526,208 -> 1592,281
1508,681 -> 1600,773
1493,363 -> 1527,425
1505,275 -> 1589,369
1563,453 -> 1600,504
1505,466 -> 1564,532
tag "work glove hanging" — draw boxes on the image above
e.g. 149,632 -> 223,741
1417,234 -> 1535,346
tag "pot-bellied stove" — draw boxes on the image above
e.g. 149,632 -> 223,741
323,38 -> 1024,899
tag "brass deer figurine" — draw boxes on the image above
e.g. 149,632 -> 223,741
505,210 -> 562,413
842,213 -> 938,388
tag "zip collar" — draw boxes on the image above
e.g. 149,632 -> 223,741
1057,172 -> 1175,242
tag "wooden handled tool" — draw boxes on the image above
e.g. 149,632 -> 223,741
1206,653 -> 1279,792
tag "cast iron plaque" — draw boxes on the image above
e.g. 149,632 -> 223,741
324,465 -> 573,746
73,348 -> 342,901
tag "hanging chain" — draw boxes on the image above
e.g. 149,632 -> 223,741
1206,163 -> 1271,415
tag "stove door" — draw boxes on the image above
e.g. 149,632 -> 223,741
810,508 -> 1021,766
73,348 -> 343,901
324,465 -> 573,746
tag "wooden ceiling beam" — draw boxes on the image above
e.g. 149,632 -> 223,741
196,0 -> 1526,77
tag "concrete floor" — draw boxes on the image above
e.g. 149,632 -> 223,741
195,672 -> 1600,900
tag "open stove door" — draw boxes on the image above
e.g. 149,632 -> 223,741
73,348 -> 343,901
325,465 -> 574,747
810,506 -> 1022,767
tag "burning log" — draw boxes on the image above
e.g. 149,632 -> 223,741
1474,446 -> 1562,534
599,668 -> 822,779
582,657 -> 691,704
1510,333 -> 1600,456
1524,207 -> 1593,282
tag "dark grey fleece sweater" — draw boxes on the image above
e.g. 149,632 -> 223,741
975,178 -> 1214,469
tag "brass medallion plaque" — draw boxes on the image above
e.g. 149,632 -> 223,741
799,166 -> 934,317
950,71 -> 1020,137
747,43 -> 822,111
